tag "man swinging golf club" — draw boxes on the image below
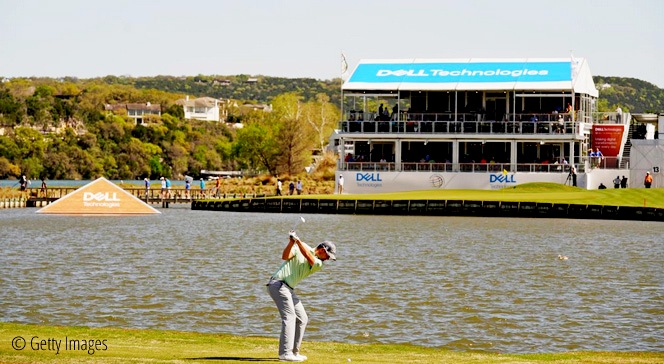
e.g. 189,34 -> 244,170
267,230 -> 337,362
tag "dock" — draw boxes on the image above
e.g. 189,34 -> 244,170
191,197 -> 664,222
24,187 -> 260,208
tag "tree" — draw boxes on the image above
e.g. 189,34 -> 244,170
233,117 -> 280,174
271,93 -> 313,175
277,115 -> 310,176
303,93 -> 339,153
0,156 -> 21,178
0,88 -> 24,126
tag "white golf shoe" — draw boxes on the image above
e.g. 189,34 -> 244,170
279,353 -> 304,362
293,353 -> 307,361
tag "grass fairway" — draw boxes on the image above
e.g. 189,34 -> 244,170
1,323 -> 662,364
298,183 -> 664,209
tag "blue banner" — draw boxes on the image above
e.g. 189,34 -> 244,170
348,61 -> 571,83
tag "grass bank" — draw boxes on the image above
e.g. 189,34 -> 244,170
1,323 -> 661,364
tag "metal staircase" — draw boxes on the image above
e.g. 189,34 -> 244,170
620,123 -> 636,169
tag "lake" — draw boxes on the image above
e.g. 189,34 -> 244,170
0,207 -> 662,353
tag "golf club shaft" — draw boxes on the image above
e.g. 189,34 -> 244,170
293,216 -> 305,231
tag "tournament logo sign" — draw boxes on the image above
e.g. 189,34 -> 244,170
429,174 -> 445,188
37,177 -> 160,215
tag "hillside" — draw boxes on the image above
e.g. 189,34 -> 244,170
103,74 -> 342,107
5,74 -> 660,113
593,76 -> 664,113
116,75 -> 662,113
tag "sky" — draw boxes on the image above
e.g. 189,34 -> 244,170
1,0 -> 663,87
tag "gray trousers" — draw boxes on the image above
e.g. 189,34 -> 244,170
267,279 -> 308,356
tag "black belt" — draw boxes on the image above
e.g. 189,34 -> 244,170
267,277 -> 294,290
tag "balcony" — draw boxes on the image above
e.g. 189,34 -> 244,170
340,119 -> 575,135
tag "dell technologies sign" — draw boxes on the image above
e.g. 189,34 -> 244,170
349,61 -> 572,84
356,172 -> 383,188
489,173 -> 516,189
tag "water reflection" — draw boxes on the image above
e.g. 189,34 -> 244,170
1,208 -> 662,353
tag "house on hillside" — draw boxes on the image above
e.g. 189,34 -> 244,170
104,102 -> 161,125
176,96 -> 228,122
213,79 -> 231,86
241,103 -> 272,112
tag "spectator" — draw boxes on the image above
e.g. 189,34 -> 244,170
296,180 -> 303,195
620,175 -> 628,188
644,171 -> 653,188
40,178 -> 48,197
160,177 -> 167,198
613,176 -> 621,189
19,175 -> 28,191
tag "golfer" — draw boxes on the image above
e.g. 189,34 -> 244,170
267,231 -> 336,362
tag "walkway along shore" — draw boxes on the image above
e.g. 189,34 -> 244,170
192,197 -> 664,222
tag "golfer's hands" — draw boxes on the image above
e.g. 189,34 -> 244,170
289,230 -> 299,241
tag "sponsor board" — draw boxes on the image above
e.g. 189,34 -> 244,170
37,177 -> 160,215
591,124 -> 625,157
349,61 -> 571,84
355,172 -> 383,188
342,171 -> 567,193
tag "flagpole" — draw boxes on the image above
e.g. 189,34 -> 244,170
340,52 -> 348,120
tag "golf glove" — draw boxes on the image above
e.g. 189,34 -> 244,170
289,230 -> 299,240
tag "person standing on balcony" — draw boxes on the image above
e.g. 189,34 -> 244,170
565,103 -> 573,121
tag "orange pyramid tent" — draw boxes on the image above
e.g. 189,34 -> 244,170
37,177 -> 161,215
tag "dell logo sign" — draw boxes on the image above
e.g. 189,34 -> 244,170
83,192 -> 121,202
489,174 -> 516,183
376,69 -> 429,77
356,173 -> 383,182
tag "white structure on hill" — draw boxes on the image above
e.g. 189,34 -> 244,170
177,96 -> 227,122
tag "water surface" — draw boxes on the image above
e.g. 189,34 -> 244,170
1,208 -> 662,353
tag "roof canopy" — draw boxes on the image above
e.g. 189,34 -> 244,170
343,58 -> 598,97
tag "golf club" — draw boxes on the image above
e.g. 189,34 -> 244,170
293,216 -> 305,230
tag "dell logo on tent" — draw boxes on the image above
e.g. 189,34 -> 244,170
377,69 -> 429,77
357,173 -> 383,182
83,192 -> 121,202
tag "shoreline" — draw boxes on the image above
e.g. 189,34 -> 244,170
1,322 -> 662,364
